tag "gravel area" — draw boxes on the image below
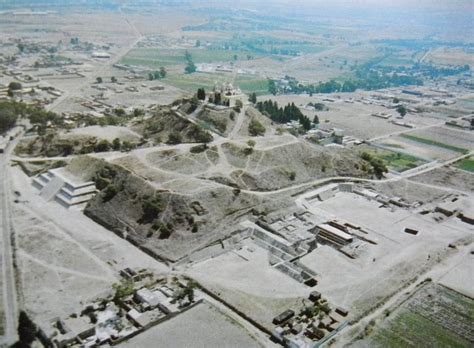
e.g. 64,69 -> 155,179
119,303 -> 262,348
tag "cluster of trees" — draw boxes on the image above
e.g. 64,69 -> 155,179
0,100 -> 64,135
184,50 -> 197,74
361,152 -> 388,179
0,100 -> 21,134
248,92 -> 257,104
148,67 -> 167,80
142,194 -> 165,222
256,100 -> 312,130
174,281 -> 197,304
196,88 -> 206,100
269,57 -> 446,96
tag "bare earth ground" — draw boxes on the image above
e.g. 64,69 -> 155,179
300,191 -> 473,320
118,302 -> 262,348
10,166 -> 169,323
185,242 -> 309,329
410,166 -> 474,192
438,252 -> 474,298
263,93 -> 443,140
67,125 -> 142,142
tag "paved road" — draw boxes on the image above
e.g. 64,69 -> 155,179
0,141 -> 19,346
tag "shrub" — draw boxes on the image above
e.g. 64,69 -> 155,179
190,144 -> 207,153
103,184 -> 119,202
112,138 -> 121,151
95,139 -> 111,152
142,195 -> 165,221
167,131 -> 182,145
248,118 -> 266,136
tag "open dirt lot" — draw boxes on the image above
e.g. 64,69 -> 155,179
438,252 -> 474,298
185,241 -> 309,329
118,303 -> 262,348
410,166 -> 474,192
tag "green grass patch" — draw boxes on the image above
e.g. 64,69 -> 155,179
381,151 -> 426,172
400,134 -> 469,154
373,310 -> 471,348
454,158 -> 474,173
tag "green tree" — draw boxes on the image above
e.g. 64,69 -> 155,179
185,62 -> 197,74
114,108 -> 126,117
313,115 -> 320,125
248,119 -> 266,136
8,82 -> 22,91
111,76 -> 117,83
195,39 -> 201,48
122,140 -> 133,151
133,108 -> 144,117
95,139 -> 111,152
159,67 -> 167,78
142,195 -> 165,221
249,92 -> 257,104
185,50 -> 192,62
268,79 -> 277,95
167,131 -> 182,144
0,101 -> 19,134
96,77 -> 103,84
112,138 -> 121,151
197,88 -> 206,100
396,105 -> 407,117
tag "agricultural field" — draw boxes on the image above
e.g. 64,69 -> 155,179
454,157 -> 474,173
404,127 -> 474,153
377,126 -> 473,162
400,134 -> 469,154
379,151 -> 427,173
162,72 -> 269,95
121,48 -> 259,68
368,283 -> 473,348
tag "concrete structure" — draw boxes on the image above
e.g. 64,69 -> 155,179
314,223 -> 353,246
32,168 -> 97,210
